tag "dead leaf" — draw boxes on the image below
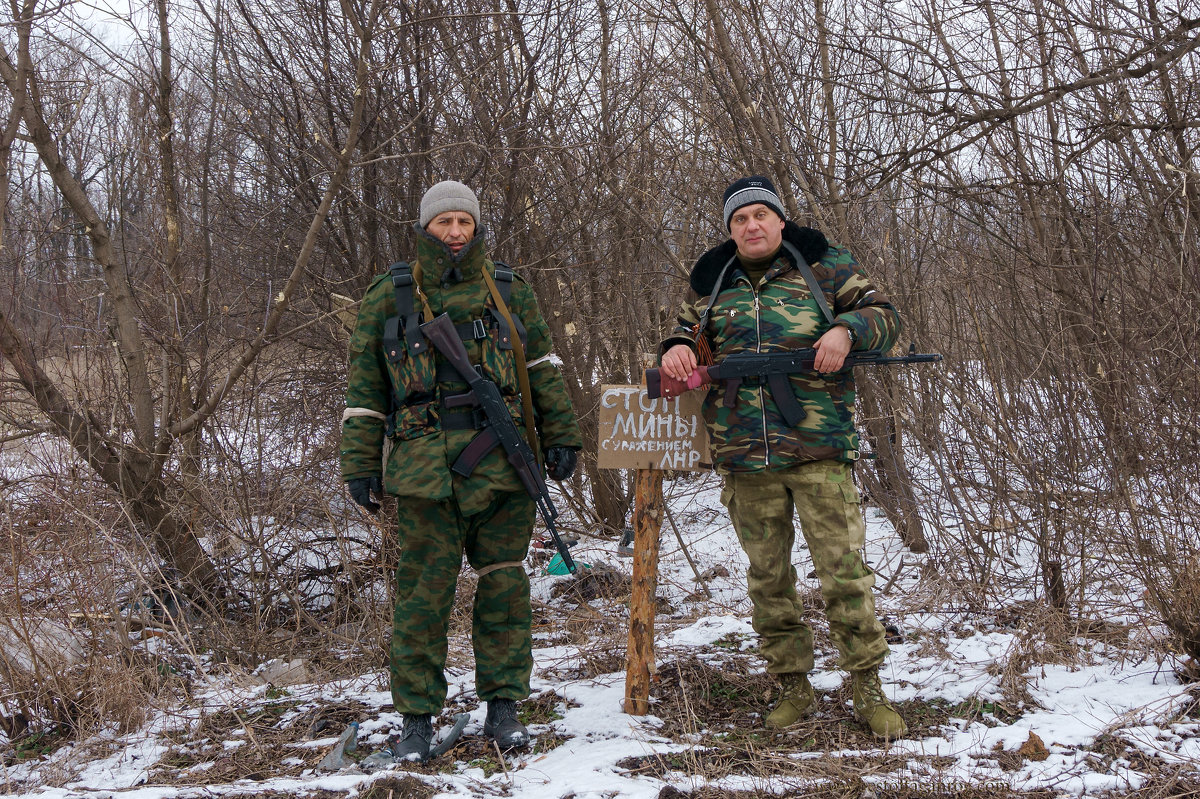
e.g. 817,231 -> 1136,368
1018,730 -> 1050,761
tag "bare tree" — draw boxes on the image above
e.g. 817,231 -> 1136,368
0,0 -> 382,600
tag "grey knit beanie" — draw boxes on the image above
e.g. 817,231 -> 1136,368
722,175 -> 786,230
419,180 -> 480,228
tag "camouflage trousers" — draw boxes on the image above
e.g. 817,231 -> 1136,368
389,490 -> 535,715
720,460 -> 889,675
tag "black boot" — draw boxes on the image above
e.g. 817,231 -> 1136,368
390,713 -> 433,762
483,699 -> 529,749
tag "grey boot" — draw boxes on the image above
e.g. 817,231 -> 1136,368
483,699 -> 530,749
390,713 -> 433,761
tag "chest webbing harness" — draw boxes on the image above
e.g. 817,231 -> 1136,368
380,260 -> 541,468
381,261 -> 527,362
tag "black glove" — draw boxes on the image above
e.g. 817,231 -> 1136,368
347,475 -> 383,513
544,446 -> 578,481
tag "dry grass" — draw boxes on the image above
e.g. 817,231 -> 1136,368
651,782 -> 1054,799
358,775 -> 439,798
217,792 -> 349,799
0,481 -> 190,748
1097,771 -> 1200,799
531,567 -> 633,681
634,652 -> 1041,793
146,697 -> 381,785
549,562 -> 632,604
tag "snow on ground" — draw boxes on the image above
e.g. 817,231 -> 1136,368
4,475 -> 1199,797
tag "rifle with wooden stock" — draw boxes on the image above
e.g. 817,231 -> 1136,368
645,345 -> 942,426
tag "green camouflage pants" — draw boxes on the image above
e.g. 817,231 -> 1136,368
389,490 -> 535,715
720,460 -> 889,675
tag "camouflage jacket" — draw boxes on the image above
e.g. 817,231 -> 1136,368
660,222 -> 900,472
341,226 -> 582,515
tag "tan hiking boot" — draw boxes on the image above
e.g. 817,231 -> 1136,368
851,668 -> 908,740
765,673 -> 816,729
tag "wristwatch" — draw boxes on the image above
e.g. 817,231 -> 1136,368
843,325 -> 858,347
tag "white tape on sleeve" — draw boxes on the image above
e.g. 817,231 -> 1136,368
342,407 -> 387,424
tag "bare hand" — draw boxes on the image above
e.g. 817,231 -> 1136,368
812,327 -> 852,373
661,344 -> 698,381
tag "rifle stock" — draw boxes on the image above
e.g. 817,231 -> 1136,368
421,314 -> 577,574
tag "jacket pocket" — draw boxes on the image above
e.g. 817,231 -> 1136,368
388,350 -> 436,405
391,400 -> 439,441
383,429 -> 451,499
477,328 -> 520,396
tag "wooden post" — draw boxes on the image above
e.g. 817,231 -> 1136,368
623,467 -> 664,714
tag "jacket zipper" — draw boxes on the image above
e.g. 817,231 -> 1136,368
753,289 -> 770,468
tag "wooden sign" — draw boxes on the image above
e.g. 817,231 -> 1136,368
597,386 -> 710,471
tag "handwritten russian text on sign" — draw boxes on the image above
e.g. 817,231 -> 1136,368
597,385 -> 710,471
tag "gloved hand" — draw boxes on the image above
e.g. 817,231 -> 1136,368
544,446 -> 578,481
347,475 -> 383,513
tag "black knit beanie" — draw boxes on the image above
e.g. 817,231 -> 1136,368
722,176 -> 786,230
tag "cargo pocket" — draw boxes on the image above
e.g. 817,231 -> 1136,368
837,479 -> 867,550
383,402 -> 451,499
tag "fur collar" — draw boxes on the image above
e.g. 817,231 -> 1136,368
688,221 -> 829,296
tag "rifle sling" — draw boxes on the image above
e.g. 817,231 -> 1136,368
768,373 -> 806,426
781,241 -> 836,326
482,268 -> 540,464
700,237 -> 835,422
451,426 -> 502,478
697,254 -> 738,344
694,245 -> 831,366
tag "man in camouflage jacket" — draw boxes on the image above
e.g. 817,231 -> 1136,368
659,176 -> 907,739
341,180 -> 582,760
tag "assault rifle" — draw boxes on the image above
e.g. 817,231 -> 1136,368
421,313 -> 577,574
645,345 -> 942,427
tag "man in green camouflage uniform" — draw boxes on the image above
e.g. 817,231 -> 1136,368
341,180 -> 582,760
659,176 -> 907,739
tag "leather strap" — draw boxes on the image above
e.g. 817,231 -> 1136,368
481,267 -> 540,464
451,427 -> 503,477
